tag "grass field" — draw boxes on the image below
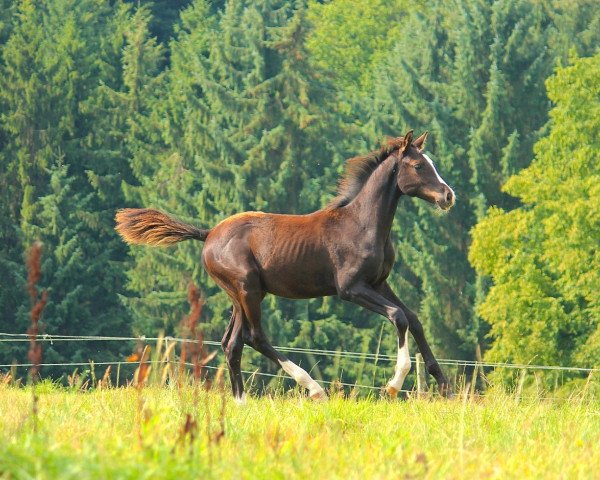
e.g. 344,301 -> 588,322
1,380 -> 599,480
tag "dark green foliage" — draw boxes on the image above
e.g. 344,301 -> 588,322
0,0 -> 598,386
0,0 -> 139,373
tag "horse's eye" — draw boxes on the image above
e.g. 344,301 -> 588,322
414,164 -> 423,171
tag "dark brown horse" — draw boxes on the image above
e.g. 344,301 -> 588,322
115,130 -> 455,402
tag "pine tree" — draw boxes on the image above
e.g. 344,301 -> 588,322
0,0 -> 142,372
0,0 -> 14,45
0,0 -> 25,341
117,0 -> 214,335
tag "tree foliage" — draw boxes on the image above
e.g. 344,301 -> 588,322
0,0 -> 139,372
306,0 -> 410,94
469,52 -> 600,368
0,0 -> 598,385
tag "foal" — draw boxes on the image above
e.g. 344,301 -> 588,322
116,130 -> 455,401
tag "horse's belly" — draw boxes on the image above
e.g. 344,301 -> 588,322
267,283 -> 337,299
260,262 -> 336,299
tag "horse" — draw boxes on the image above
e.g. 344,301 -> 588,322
115,130 -> 455,402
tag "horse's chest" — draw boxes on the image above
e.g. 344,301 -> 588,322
355,240 -> 395,283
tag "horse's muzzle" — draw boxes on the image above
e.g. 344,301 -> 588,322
436,185 -> 455,210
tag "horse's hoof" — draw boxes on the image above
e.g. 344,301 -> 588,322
233,393 -> 247,406
385,385 -> 399,399
442,389 -> 456,400
310,389 -> 328,401
439,384 -> 454,399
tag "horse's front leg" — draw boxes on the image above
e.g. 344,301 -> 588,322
376,282 -> 451,396
338,282 -> 411,397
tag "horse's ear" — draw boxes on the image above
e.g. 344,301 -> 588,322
413,131 -> 428,151
401,130 -> 414,153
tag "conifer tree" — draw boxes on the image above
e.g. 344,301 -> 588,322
0,0 -> 14,45
1,0 -> 597,386
0,0 -> 24,340
0,0 -> 141,370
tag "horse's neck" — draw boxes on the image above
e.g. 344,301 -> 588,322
346,157 -> 400,241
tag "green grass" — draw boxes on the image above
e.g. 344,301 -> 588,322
1,382 -> 599,479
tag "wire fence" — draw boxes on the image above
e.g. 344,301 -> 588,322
1,332 -> 598,373
2,331 -> 598,404
196,364 -> 386,393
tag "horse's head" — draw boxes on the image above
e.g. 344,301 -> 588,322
395,130 -> 455,211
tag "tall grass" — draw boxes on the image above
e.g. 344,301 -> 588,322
0,380 -> 598,479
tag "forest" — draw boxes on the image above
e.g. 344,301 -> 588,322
0,0 -> 598,387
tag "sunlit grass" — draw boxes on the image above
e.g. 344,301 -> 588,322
1,380 -> 599,479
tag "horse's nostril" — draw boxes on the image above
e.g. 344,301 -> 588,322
446,191 -> 453,203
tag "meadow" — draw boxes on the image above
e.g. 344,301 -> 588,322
1,381 -> 599,479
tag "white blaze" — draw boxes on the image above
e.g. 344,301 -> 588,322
423,153 -> 447,185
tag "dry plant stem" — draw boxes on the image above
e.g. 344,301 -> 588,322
26,242 -> 48,434
459,386 -> 469,470
215,368 -> 226,444
179,342 -> 187,390
136,387 -> 144,449
100,366 -> 112,389
205,384 -> 212,466
170,282 -> 223,456
135,345 -> 151,449
161,339 -> 177,385
175,281 -> 220,454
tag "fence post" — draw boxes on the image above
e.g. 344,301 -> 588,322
415,353 -> 426,397
516,368 -> 527,400
475,343 -> 486,391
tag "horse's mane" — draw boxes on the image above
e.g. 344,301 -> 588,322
327,136 -> 406,209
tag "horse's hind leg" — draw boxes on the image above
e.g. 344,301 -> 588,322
247,328 -> 327,400
239,275 -> 327,400
221,307 -> 245,403
221,308 -> 236,351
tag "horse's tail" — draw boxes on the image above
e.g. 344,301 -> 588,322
115,208 -> 210,246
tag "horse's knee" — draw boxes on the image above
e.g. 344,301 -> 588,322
391,309 -> 409,332
337,286 -> 354,302
249,331 -> 268,350
224,336 -> 243,363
